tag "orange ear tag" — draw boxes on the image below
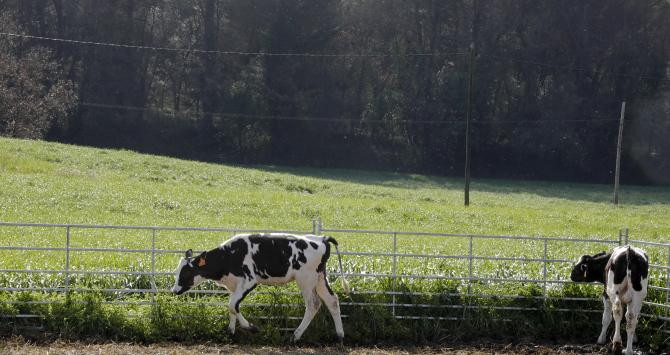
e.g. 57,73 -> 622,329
198,258 -> 206,267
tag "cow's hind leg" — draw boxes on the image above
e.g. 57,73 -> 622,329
292,275 -> 321,342
611,297 -> 624,353
228,280 -> 258,335
597,296 -> 612,344
625,297 -> 642,355
316,272 -> 344,342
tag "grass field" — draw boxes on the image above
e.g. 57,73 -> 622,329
1,137 -> 669,236
0,137 -> 668,348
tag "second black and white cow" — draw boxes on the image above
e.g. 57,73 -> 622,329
571,245 -> 649,355
172,233 -> 349,342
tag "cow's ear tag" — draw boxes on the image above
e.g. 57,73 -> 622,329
198,258 -> 206,267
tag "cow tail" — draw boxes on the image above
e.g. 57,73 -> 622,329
326,237 -> 350,295
626,246 -> 631,275
626,246 -> 634,293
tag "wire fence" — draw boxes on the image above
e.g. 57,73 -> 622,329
0,220 -> 668,334
2,31 -> 668,82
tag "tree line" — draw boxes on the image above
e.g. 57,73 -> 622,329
1,0 -> 669,184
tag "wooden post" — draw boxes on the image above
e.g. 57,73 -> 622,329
614,101 -> 626,205
464,43 -> 475,206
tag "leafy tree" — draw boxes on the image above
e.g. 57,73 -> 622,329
1,0 -> 669,183
0,17 -> 77,139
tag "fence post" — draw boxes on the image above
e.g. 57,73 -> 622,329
64,226 -> 71,294
392,232 -> 397,317
312,219 -> 317,234
543,238 -> 548,299
666,246 -> 669,318
624,228 -> 629,245
151,228 -> 157,301
464,43 -> 475,207
316,218 -> 322,235
618,229 -> 623,246
468,235 -> 473,295
613,101 -> 626,205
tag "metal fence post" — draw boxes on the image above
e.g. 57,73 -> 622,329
543,238 -> 548,298
624,228 -> 629,245
151,228 -> 157,301
467,235 -> 473,295
392,232 -> 397,317
316,218 -> 322,235
312,219 -> 317,234
65,226 -> 71,294
618,229 -> 623,246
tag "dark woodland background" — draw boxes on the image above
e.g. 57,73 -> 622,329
1,0 -> 669,184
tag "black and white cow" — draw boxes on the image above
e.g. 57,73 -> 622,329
172,233 -> 349,342
571,245 -> 649,355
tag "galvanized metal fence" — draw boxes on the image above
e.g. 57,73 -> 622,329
0,220 -> 668,334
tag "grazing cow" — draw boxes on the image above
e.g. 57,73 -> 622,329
172,233 -> 349,342
570,245 -> 649,355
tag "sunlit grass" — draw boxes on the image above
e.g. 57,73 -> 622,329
0,136 -> 668,294
0,137 -> 668,346
0,137 -> 668,237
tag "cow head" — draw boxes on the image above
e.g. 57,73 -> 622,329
172,249 -> 206,295
570,251 -> 609,283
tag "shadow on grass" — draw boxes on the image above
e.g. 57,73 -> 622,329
253,165 -> 670,206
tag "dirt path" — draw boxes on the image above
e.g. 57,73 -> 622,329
0,339 -> 611,354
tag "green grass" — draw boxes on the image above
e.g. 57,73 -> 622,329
0,137 -> 669,349
0,138 -> 668,237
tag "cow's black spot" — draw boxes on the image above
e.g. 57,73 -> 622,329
242,265 -> 253,280
611,253 -> 628,285
249,234 -> 293,278
309,242 -> 318,249
253,264 -> 268,279
298,252 -> 306,264
317,241 -> 330,274
629,250 -> 649,291
296,240 -> 308,250
197,238 -> 249,282
292,255 -> 301,270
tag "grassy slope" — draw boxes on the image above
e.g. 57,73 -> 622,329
1,138 -> 669,347
0,137 -> 668,239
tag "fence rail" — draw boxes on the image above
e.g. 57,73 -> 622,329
0,220 -> 668,335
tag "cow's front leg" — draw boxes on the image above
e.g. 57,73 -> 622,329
227,279 -> 258,334
597,295 -> 612,344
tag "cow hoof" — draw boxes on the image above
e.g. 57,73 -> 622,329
246,324 -> 259,333
289,334 -> 299,343
337,334 -> 344,346
611,341 -> 623,354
